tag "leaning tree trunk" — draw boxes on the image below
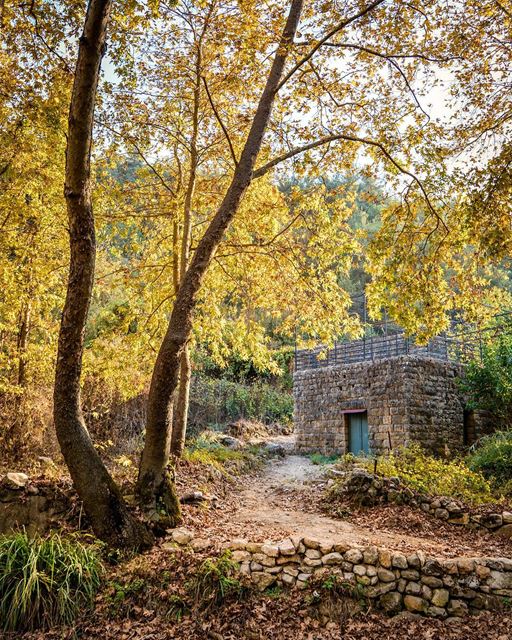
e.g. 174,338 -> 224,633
137,0 -> 304,512
53,0 -> 152,549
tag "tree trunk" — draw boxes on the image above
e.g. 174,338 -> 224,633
137,0 -> 304,509
171,345 -> 191,456
172,219 -> 180,291
8,302 -> 31,450
53,0 -> 152,549
16,302 -> 30,389
169,42 -> 201,459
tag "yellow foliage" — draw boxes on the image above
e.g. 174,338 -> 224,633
3,0 -> 512,458
183,433 -> 260,476
365,445 -> 494,505
114,455 -> 133,468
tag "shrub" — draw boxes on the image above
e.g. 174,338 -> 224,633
501,479 -> 512,498
183,433 -> 245,472
467,430 -> 512,490
0,531 -> 102,631
459,331 -> 512,424
188,376 -> 293,429
310,453 -> 339,466
183,432 -> 263,475
367,444 -> 493,504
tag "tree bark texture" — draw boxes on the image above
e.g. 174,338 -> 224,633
53,0 -> 152,549
137,0 -> 304,508
8,303 -> 31,450
170,42 -> 201,459
171,346 -> 191,456
16,302 -> 30,389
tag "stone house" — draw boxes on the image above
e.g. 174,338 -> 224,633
293,335 -> 494,456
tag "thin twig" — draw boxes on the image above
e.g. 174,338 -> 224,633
98,120 -> 177,197
322,42 -> 430,119
201,75 -> 238,167
277,0 -> 386,91
224,210 -> 305,249
253,132 -> 446,230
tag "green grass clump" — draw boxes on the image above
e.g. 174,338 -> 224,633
366,444 -> 493,504
183,432 -> 262,475
106,578 -> 146,616
0,531 -> 102,631
306,573 -> 367,620
309,453 -> 339,466
264,584 -> 283,598
187,551 -> 247,612
184,434 -> 244,469
467,430 -> 512,495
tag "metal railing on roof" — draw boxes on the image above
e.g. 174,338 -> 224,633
294,311 -> 512,372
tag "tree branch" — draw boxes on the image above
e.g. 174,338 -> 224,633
98,120 -> 178,197
496,2 -> 512,19
201,75 -> 238,167
296,41 -> 461,64
277,0 -> 386,91
26,3 -> 72,73
131,140 -> 178,198
315,42 -> 430,118
223,210 -> 305,250
253,132 -> 446,230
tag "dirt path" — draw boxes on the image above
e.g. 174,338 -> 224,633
230,453 -> 448,550
198,445 -> 511,558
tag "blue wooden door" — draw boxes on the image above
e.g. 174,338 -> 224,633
348,412 -> 369,455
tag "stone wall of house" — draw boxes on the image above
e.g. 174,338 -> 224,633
293,355 -> 493,456
169,528 -> 512,618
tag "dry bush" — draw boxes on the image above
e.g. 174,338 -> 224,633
0,388 -> 58,466
81,378 -> 146,453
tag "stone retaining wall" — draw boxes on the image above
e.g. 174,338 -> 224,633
169,529 -> 512,619
336,469 -> 512,539
293,355 -> 494,456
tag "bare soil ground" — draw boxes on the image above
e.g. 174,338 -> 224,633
183,441 -> 512,558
